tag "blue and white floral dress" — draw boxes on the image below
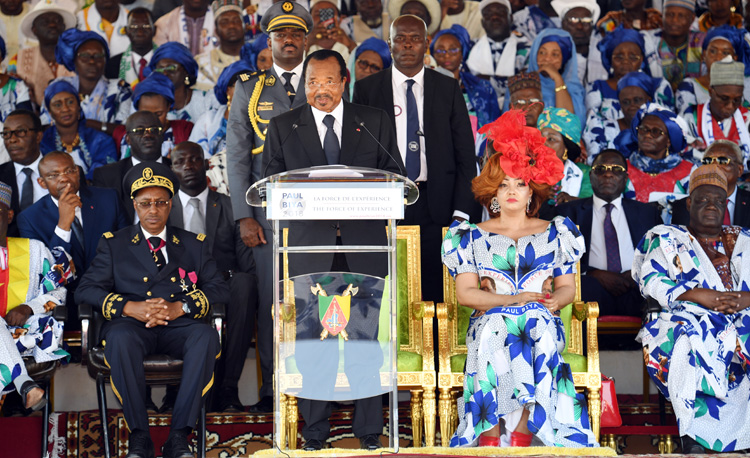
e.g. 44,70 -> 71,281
634,224 -> 750,452
441,216 -> 598,448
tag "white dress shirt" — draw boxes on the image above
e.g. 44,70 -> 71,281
589,195 -> 635,273
727,187 -> 737,225
13,154 -> 47,205
310,102 -> 344,151
178,188 -> 209,230
273,61 -> 304,92
51,192 -> 83,243
391,66 -> 427,182
141,225 -> 169,264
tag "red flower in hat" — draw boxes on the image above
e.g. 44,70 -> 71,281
479,109 -> 563,186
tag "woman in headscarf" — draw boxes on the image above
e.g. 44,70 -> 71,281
431,25 -> 501,136
0,35 -> 32,122
40,81 -> 118,181
537,107 -> 592,204
347,37 -> 391,96
634,164 -> 750,454
190,60 -> 255,195
676,25 -> 750,115
112,73 -> 194,159
586,25 -> 673,121
510,29 -> 586,126
614,102 -> 693,202
584,71 -> 663,161
143,42 -> 220,123
442,109 -> 597,449
46,29 -> 133,135
240,33 -> 272,72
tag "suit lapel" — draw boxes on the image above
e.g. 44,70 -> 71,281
168,196 -> 184,228
128,226 -> 159,275
296,105 -> 328,166
340,102 -> 363,166
80,188 -> 96,254
578,199 -> 593,269
422,70 -> 434,145
205,192 -> 219,242
121,160 -> 135,222
623,200 -> 645,248
380,69 -> 396,126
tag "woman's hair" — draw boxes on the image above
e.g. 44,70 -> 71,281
472,152 -> 551,218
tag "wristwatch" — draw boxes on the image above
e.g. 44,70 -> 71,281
181,299 -> 190,315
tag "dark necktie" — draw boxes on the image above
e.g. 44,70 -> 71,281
20,167 -> 33,211
147,236 -> 166,271
138,57 -> 147,81
604,203 -> 622,273
71,216 -> 84,247
322,114 -> 340,165
724,198 -> 731,226
282,71 -> 295,104
405,79 -> 421,181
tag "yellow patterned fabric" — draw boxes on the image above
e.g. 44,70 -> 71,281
7,237 -> 30,314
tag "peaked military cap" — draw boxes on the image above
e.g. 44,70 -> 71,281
260,1 -> 314,34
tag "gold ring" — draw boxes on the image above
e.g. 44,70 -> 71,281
316,33 -> 322,39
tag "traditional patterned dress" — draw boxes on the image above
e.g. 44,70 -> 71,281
0,76 -> 31,123
189,105 -> 227,158
441,217 -> 597,448
585,78 -> 674,122
169,89 -> 220,123
634,224 -> 750,452
40,124 -> 118,181
0,239 -> 72,393
40,76 -> 132,126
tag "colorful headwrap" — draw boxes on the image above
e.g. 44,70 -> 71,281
0,181 -> 11,209
55,28 -> 110,72
43,80 -> 80,112
430,24 -> 472,62
537,107 -> 581,145
631,102 -> 688,155
703,25 -> 750,77
539,33 -> 573,67
215,60 -> 255,105
143,42 -> 199,86
688,163 -> 728,194
596,24 -> 646,76
240,33 -> 269,71
478,109 -> 564,185
617,71 -> 660,97
355,37 -> 392,70
133,73 -> 175,110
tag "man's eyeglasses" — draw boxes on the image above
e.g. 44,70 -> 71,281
433,47 -> 462,56
306,80 -> 342,89
636,125 -> 665,138
129,126 -> 163,136
356,59 -> 382,73
135,200 -> 170,209
77,52 -> 107,61
127,24 -> 153,31
702,156 -> 734,165
591,164 -> 627,175
511,98 -> 541,108
564,16 -> 593,24
44,168 -> 77,180
1,128 -> 37,140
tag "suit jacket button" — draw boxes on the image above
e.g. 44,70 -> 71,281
146,291 -> 152,297
170,294 -> 174,298
143,277 -> 148,282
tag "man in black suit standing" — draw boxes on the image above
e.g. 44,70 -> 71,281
672,140 -> 750,228
93,111 -> 168,224
169,141 -> 257,413
105,8 -> 157,85
263,49 -> 402,452
352,14 -> 478,302
556,149 -> 662,317
0,109 -> 48,236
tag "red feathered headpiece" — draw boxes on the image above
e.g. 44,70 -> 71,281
478,110 -> 564,186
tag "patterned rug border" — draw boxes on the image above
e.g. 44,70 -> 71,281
253,445 -> 619,457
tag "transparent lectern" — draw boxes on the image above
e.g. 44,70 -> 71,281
247,166 -> 418,453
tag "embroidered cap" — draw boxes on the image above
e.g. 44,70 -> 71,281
212,0 -> 242,19
0,181 -> 11,209
688,164 -> 728,195
125,162 -> 180,199
509,71 -> 542,93
260,1 -> 314,34
664,0 -> 695,12
710,55 -> 745,87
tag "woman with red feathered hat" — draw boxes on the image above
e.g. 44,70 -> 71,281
441,110 -> 599,449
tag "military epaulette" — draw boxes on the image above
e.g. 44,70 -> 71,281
239,73 -> 250,82
103,232 -> 114,239
197,233 -> 206,242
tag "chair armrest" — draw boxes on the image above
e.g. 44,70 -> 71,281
210,303 -> 226,320
79,303 -> 94,320
53,305 -> 68,322
418,301 -> 435,372
79,303 -> 94,367
436,302 -> 451,373
577,301 -> 600,374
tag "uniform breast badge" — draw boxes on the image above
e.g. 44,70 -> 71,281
265,75 -> 276,86
311,283 -> 358,341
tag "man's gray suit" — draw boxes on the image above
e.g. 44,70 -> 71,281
226,67 -> 306,400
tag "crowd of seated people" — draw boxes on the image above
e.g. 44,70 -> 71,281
1,0 -> 750,454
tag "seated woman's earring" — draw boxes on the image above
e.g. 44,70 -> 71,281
526,198 -> 531,214
184,76 -> 190,85
490,197 -> 501,214
562,149 -> 568,161
665,141 -> 671,156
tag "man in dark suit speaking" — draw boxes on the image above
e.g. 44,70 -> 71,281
262,49 -> 403,451
352,14 -> 478,303
556,149 -> 662,317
